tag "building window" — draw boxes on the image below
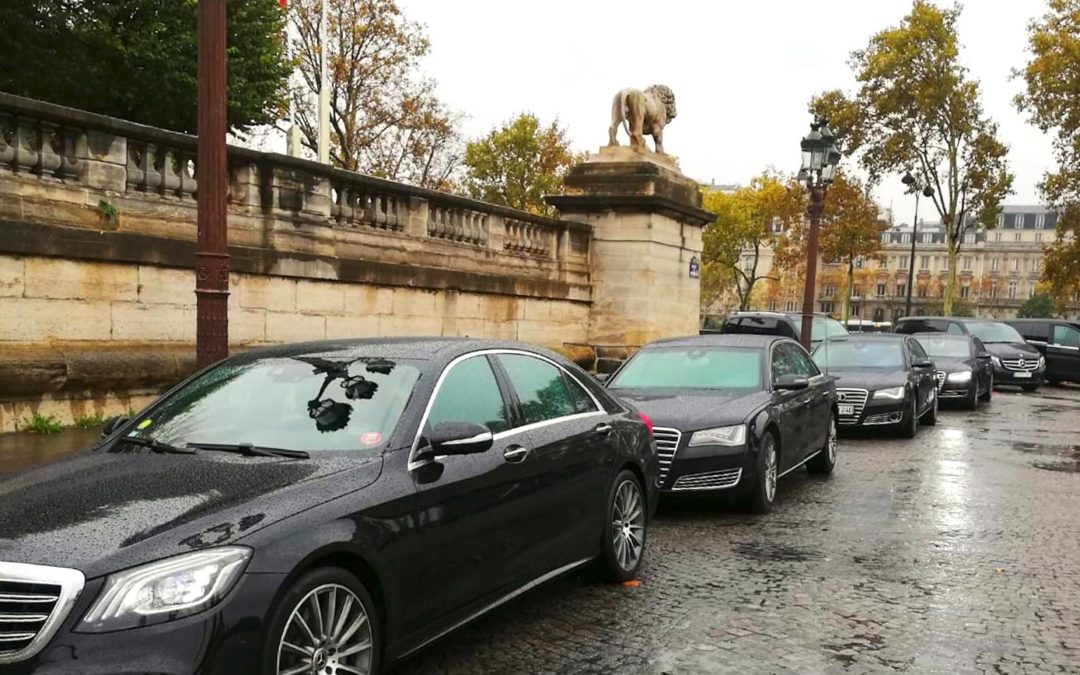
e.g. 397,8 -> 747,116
1029,285 -> 1036,299
743,257 -> 754,272
854,256 -> 865,269
1034,259 -> 1042,272
918,286 -> 927,298
824,284 -> 835,297
897,284 -> 907,297
876,283 -> 886,297
922,233 -> 932,244
964,233 -> 975,244
994,232 -> 1003,242
997,213 -> 1005,227
851,304 -> 860,317
851,286 -> 860,299
1008,281 -> 1018,299
768,300 -> 777,311
901,234 -> 911,244
881,233 -> 891,243
785,300 -> 795,312
1014,232 -> 1022,242
899,256 -> 909,270
873,308 -> 885,322
820,301 -> 834,313
1035,233 -> 1043,243
941,257 -> 948,272
893,309 -> 904,322
1035,213 -> 1045,228
991,285 -> 1000,299
991,258 -> 1000,271
1014,214 -> 1025,228
1011,258 -> 1020,272
962,256 -> 973,270
920,255 -> 929,270
960,285 -> 970,299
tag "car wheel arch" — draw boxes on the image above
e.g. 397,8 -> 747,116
617,461 -> 649,511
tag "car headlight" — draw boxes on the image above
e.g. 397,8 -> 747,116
1038,356 -> 1045,367
873,386 -> 905,400
947,370 -> 972,384
78,547 -> 250,632
991,355 -> 1002,367
688,424 -> 746,447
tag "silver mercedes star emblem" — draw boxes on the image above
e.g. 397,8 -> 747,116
838,393 -> 847,402
1018,358 -> 1025,367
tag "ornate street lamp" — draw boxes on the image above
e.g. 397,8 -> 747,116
797,119 -> 842,350
901,171 -> 935,317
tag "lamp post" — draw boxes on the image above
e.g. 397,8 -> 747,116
196,0 -> 229,368
797,119 -> 842,350
901,171 -> 935,317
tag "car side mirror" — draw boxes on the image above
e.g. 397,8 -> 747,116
913,357 -> 934,369
101,415 -> 129,438
774,374 -> 810,391
423,421 -> 493,459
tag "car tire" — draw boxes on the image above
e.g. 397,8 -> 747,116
806,414 -> 837,475
965,382 -> 979,410
599,469 -> 647,582
262,567 -> 380,675
748,431 -> 778,514
921,391 -> 938,426
1022,383 -> 1039,392
979,374 -> 993,402
901,396 -> 918,439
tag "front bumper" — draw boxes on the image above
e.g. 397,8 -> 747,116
992,364 -> 1044,386
6,572 -> 284,674
838,397 -> 907,427
653,428 -> 751,493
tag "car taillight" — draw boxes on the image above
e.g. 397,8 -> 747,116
638,412 -> 654,436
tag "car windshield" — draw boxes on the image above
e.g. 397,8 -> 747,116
917,337 -> 972,359
123,355 -> 422,453
609,347 -> 762,390
813,317 -> 849,342
964,321 -> 1024,343
813,341 -> 905,369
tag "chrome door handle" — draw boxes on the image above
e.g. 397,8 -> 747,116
503,445 -> 529,463
594,423 -> 613,436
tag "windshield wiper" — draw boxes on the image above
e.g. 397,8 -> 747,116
190,442 -> 311,460
119,436 -> 197,455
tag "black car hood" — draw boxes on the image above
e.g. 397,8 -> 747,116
928,357 -> 974,372
982,342 -> 1041,359
823,368 -> 908,390
612,388 -> 769,430
0,449 -> 380,579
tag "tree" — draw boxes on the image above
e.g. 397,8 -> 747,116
290,0 -> 462,188
1016,0 -> 1080,304
0,0 -> 290,135
811,1 -> 1013,316
700,173 -> 806,312
1018,292 -> 1056,318
461,114 -> 584,215
815,173 -> 887,322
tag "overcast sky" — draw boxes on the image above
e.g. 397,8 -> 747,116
397,0 -> 1054,226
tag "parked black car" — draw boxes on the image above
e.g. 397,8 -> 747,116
895,317 -> 1045,391
811,335 -> 938,437
606,335 -> 837,514
1007,319 -> 1080,385
716,311 -> 849,346
0,339 -> 657,674
912,333 -> 994,409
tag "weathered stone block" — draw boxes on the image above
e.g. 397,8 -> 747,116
343,285 -> 393,316
112,303 -> 189,341
326,315 -> 380,339
239,276 -> 296,311
230,309 -> 267,344
25,257 -> 137,301
0,256 -> 24,297
0,298 -> 112,341
297,280 -> 345,313
138,265 -> 194,306
266,312 -> 324,343
379,314 -> 442,337
392,288 -> 437,316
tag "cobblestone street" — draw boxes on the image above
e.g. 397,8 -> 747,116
394,386 -> 1080,675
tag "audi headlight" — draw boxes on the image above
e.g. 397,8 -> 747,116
873,386 -> 905,400
688,424 -> 746,447
1038,356 -> 1045,367
78,547 -> 250,632
991,355 -> 1002,367
947,370 -> 972,384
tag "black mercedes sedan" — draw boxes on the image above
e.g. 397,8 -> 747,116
912,333 -> 994,409
606,335 -> 837,514
811,334 -> 938,438
0,339 -> 657,675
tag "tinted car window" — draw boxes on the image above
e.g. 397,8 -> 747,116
785,344 -> 821,377
1053,324 -> 1080,348
723,316 -> 796,339
565,373 -> 599,413
131,355 -> 422,452
1014,321 -> 1050,340
917,336 -> 972,359
896,319 -> 933,334
946,322 -> 966,335
610,347 -> 763,390
813,341 -> 905,369
771,345 -> 798,382
429,356 -> 510,433
816,317 -> 850,341
499,354 -> 577,425
972,337 -> 989,354
907,339 -> 928,361
965,321 -> 1025,343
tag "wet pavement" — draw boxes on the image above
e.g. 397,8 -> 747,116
392,385 -> 1080,674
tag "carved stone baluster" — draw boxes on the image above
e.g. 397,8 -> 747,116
330,184 -> 342,222
162,148 -> 182,197
479,215 -> 489,245
180,155 -> 197,199
0,115 -> 13,170
58,128 -> 81,182
385,196 -> 398,230
13,118 -> 40,174
38,122 -> 63,179
126,143 -> 144,192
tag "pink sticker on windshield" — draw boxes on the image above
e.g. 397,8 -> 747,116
360,432 -> 383,446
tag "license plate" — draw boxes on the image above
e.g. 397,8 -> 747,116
1014,371 -> 1032,378
839,405 -> 855,416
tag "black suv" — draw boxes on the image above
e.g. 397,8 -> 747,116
1007,319 -> 1080,385
719,312 -> 848,346
894,317 -> 1045,391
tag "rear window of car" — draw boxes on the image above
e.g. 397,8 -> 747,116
916,336 -> 972,359
813,341 -> 905,369
609,347 -> 763,390
722,316 -> 795,339
896,319 -> 936,334
813,317 -> 849,341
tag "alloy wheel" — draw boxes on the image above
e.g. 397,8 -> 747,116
827,418 -> 838,464
277,583 -> 373,675
611,479 -> 645,571
764,440 -> 778,502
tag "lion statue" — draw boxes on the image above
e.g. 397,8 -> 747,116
608,84 -> 677,154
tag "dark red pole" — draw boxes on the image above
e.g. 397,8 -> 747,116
800,185 -> 825,350
196,0 -> 229,368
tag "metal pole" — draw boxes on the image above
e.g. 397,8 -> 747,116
195,0 -> 229,368
905,191 -> 919,317
317,0 -> 330,163
800,184 -> 825,350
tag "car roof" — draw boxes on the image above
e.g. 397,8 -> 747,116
911,332 -> 970,340
643,334 -> 789,349
1006,318 -> 1077,325
227,337 -> 558,364
822,334 -> 909,342
897,316 -> 994,324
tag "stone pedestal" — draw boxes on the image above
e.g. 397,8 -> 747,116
547,147 -> 712,368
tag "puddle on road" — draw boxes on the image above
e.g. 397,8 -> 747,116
1008,440 -> 1080,473
0,427 -> 102,476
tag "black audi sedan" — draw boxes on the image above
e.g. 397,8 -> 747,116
811,334 -> 938,438
912,333 -> 994,409
0,339 -> 657,674
606,335 -> 837,514
895,317 -> 1045,391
